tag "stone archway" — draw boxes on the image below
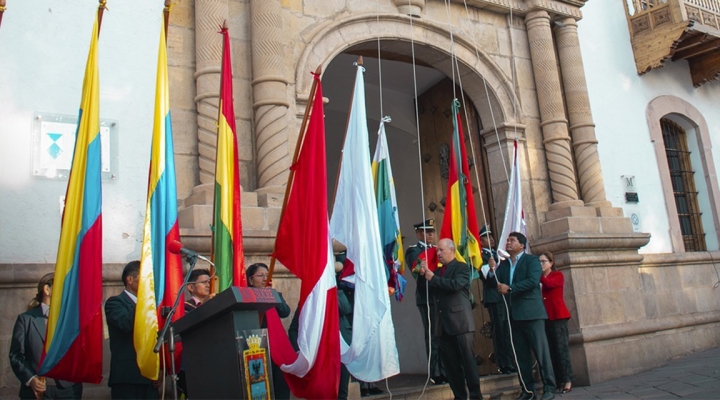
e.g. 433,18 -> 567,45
293,14 -> 520,134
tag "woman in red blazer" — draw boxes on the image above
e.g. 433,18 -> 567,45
540,251 -> 574,394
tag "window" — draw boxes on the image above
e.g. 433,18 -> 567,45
660,118 -> 706,251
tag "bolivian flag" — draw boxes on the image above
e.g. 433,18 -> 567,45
213,25 -> 246,290
134,20 -> 185,380
39,13 -> 103,383
439,99 -> 482,269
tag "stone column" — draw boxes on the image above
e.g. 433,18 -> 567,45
250,0 -> 290,194
555,17 -> 611,209
525,10 -> 583,209
194,0 -> 227,185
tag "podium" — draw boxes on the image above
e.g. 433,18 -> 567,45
174,286 -> 281,399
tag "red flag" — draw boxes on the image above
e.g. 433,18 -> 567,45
268,71 -> 340,399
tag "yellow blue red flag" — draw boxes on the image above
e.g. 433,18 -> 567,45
38,13 -> 103,383
134,20 -> 185,380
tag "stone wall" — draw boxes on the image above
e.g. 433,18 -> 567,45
566,252 -> 720,384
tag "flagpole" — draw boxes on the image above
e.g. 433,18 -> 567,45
208,19 -> 230,294
0,0 -> 6,33
163,0 -> 171,42
329,56 -> 363,214
97,0 -> 107,36
267,64 -> 323,285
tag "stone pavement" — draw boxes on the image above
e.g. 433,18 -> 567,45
366,346 -> 720,399
556,346 -> 720,399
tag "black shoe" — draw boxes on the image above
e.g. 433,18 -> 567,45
361,389 -> 370,397
368,387 -> 384,395
516,392 -> 536,400
431,376 -> 446,385
541,391 -> 555,400
501,366 -> 518,374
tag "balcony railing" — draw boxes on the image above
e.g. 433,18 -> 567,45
624,0 -> 720,86
626,0 -> 720,31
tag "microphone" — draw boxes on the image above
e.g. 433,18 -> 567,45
168,240 -> 214,266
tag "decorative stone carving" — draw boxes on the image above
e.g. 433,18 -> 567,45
194,0 -> 226,185
525,10 -> 581,208
393,0 -> 424,17
250,0 -> 290,194
555,17 -> 610,208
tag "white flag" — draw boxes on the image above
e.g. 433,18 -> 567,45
498,139 -> 528,254
329,62 -> 400,382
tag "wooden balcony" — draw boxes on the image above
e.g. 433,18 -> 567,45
625,0 -> 720,87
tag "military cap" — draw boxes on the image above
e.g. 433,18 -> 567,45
479,225 -> 491,237
413,219 -> 435,230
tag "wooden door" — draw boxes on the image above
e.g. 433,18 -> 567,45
416,78 -> 496,376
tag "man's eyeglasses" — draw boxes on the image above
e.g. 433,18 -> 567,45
192,279 -> 211,285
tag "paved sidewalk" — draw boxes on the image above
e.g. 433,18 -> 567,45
560,347 -> 720,399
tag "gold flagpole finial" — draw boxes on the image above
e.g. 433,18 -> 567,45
0,0 -> 7,31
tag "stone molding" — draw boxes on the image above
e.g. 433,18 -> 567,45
532,232 -> 651,267
454,0 -> 584,19
570,309 -> 720,345
293,13 -> 519,128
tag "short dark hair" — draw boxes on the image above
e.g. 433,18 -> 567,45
122,261 -> 141,287
509,232 -> 527,248
188,268 -> 210,283
246,263 -> 269,282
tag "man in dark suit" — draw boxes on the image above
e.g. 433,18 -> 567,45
478,225 -> 515,375
9,273 -> 83,399
491,232 -> 556,400
405,219 -> 445,385
419,238 -> 481,399
105,261 -> 159,399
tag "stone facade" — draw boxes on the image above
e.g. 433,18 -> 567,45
2,0 -> 720,397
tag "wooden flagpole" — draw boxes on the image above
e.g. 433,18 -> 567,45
208,19 -> 230,295
97,0 -> 108,36
266,64 -> 323,286
0,0 -> 6,33
163,0 -> 171,43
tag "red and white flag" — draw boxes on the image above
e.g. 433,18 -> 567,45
498,139 -> 527,254
269,71 -> 340,399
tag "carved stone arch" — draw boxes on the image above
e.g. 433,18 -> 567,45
294,13 -> 520,130
646,95 -> 720,252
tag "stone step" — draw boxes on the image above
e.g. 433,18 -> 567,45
346,373 -> 520,400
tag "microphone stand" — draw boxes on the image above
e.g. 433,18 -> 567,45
154,254 -> 199,400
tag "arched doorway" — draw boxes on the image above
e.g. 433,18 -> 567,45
321,42 -> 499,375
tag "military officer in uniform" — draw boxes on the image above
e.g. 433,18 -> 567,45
405,219 -> 446,385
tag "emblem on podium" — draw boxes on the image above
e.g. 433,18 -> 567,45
243,334 -> 271,400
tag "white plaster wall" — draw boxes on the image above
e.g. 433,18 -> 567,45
0,1 -> 166,263
578,1 -> 720,253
